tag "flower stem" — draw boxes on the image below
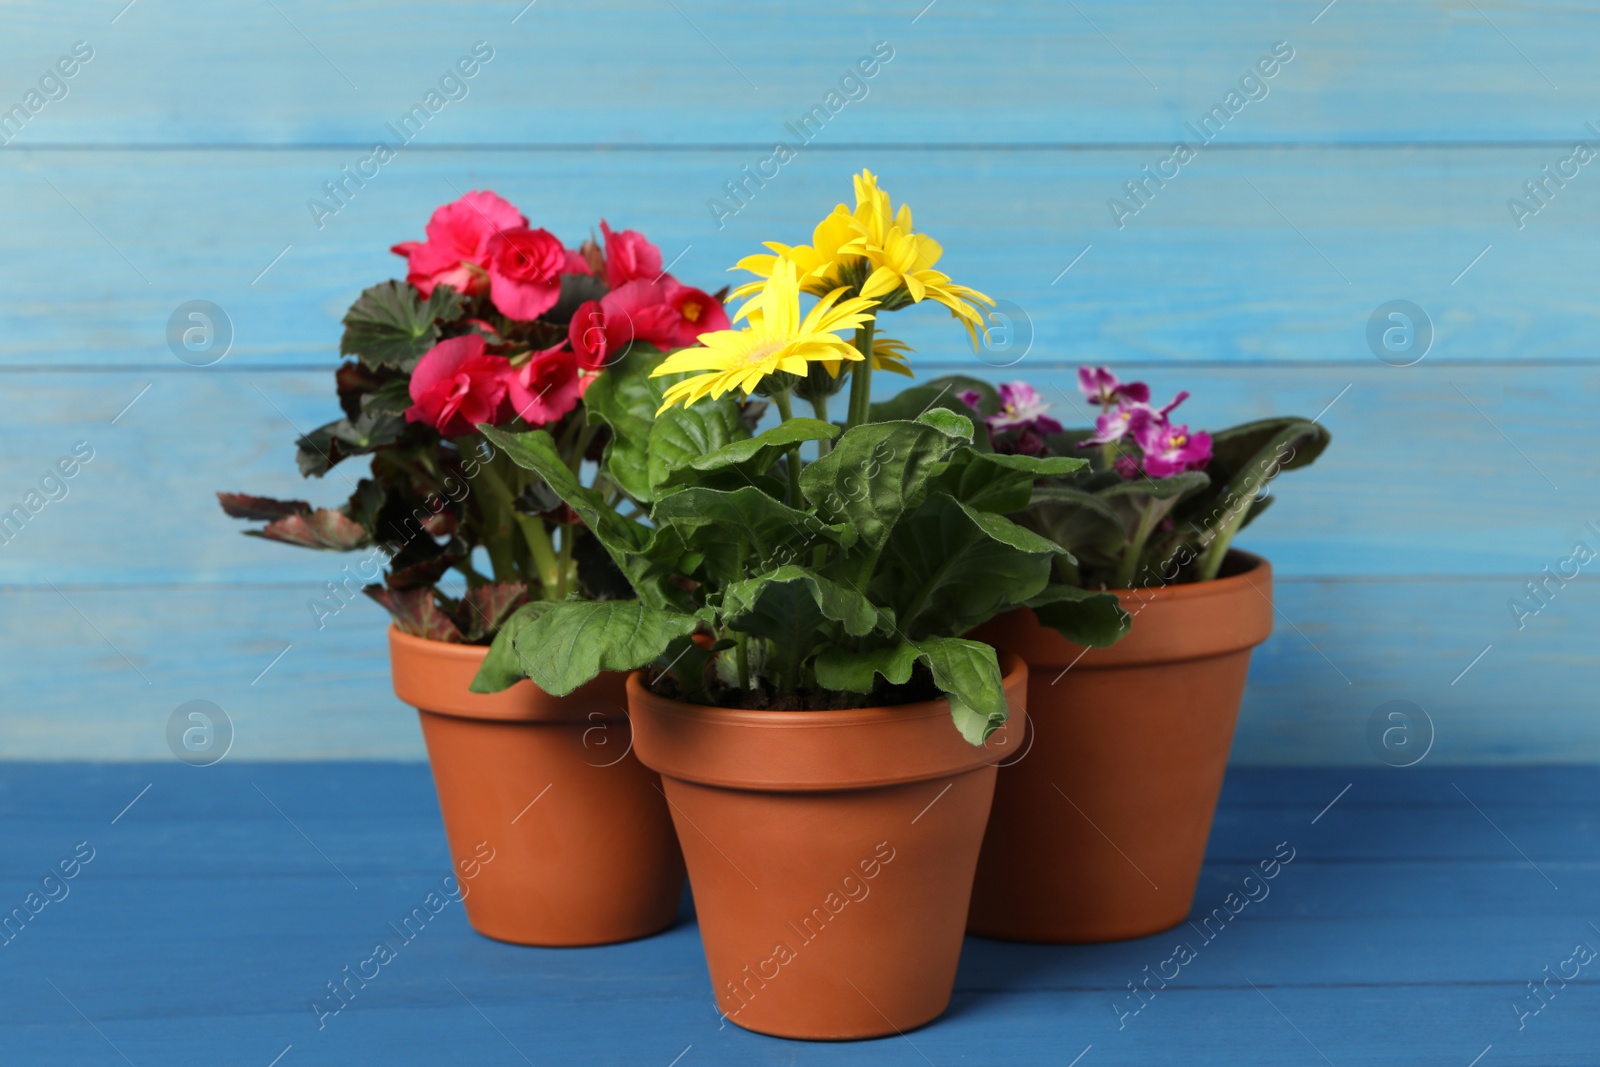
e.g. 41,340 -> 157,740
1114,500 -> 1162,589
845,318 -> 877,430
809,392 -> 832,457
772,389 -> 803,508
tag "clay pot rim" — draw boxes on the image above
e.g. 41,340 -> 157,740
388,624 -> 628,724
1106,549 -> 1270,605
626,651 -> 1027,791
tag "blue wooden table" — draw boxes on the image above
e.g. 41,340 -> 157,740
3,762 -> 1594,1065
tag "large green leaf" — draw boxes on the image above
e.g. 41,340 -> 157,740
1015,485 -> 1129,568
340,281 -> 462,369
645,396 -> 749,494
935,449 -> 1088,513
870,375 -> 997,421
658,418 -> 838,492
650,486 -> 835,584
813,640 -> 923,693
1026,584 -> 1130,648
875,493 -> 1061,638
799,412 -> 973,554
579,343 -> 667,502
509,599 -> 699,696
470,601 -> 561,692
721,565 -> 880,642
479,426 -> 674,608
1179,417 -> 1330,537
918,636 -> 1008,744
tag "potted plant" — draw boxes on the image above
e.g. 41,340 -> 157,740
479,172 -> 1111,1038
965,369 -> 1330,943
217,191 -> 735,946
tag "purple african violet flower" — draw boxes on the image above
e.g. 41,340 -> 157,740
1078,366 -> 1151,408
989,381 -> 1064,434
958,389 -> 985,412
1135,418 -> 1213,478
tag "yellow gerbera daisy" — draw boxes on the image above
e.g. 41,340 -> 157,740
729,206 -> 857,302
812,333 -> 914,381
652,260 -> 878,413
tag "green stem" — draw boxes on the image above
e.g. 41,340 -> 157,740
514,512 -> 563,598
555,522 -> 576,599
735,633 -> 751,693
845,318 -> 877,429
1197,493 -> 1254,582
772,389 -> 803,508
1114,501 -> 1163,589
809,392 -> 832,457
466,452 -> 522,584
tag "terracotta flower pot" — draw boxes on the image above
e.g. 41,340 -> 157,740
388,626 -> 685,946
626,655 -> 1026,1041
967,552 -> 1273,943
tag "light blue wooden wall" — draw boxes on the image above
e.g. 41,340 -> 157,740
2,1 -> 1595,762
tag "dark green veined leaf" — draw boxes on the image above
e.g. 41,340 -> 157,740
720,565 -> 880,645
580,343 -> 667,502
295,409 -> 406,477
874,493 -> 1061,638
1014,485 -> 1129,566
798,412 -> 973,553
510,599 -> 699,696
646,395 -> 748,495
650,486 -> 837,585
658,418 -> 839,492
1178,417 -> 1330,538
340,281 -> 463,370
934,449 -> 1089,513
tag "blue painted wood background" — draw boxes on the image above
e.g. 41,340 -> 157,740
2,0 -> 1595,762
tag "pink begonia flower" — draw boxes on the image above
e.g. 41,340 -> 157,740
486,226 -> 569,321
568,279 -> 728,370
599,219 -> 664,288
406,335 -> 510,436
391,191 -> 527,298
502,345 -> 583,426
1077,366 -> 1151,408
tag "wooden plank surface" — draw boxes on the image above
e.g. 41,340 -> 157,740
0,763 -> 1593,1064
1,147 -> 1595,367
2,1 -> 1596,145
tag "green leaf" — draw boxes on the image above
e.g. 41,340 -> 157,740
470,601 -> 561,692
875,493 -> 1062,639
721,565 -> 880,645
813,640 -> 923,693
917,636 -> 1008,744
510,600 -> 699,697
1026,584 -> 1131,648
1179,417 -> 1330,537
580,343 -> 667,502
650,486 -> 837,585
798,415 -> 972,553
340,281 -> 463,370
295,409 -> 407,478
479,426 -> 675,609
1015,485 -> 1129,567
659,418 -> 839,491
646,397 -> 749,495
870,376 -> 996,421
935,449 -> 1089,513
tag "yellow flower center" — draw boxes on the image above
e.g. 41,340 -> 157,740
742,340 -> 783,366
1171,434 -> 1186,447
682,300 -> 702,322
